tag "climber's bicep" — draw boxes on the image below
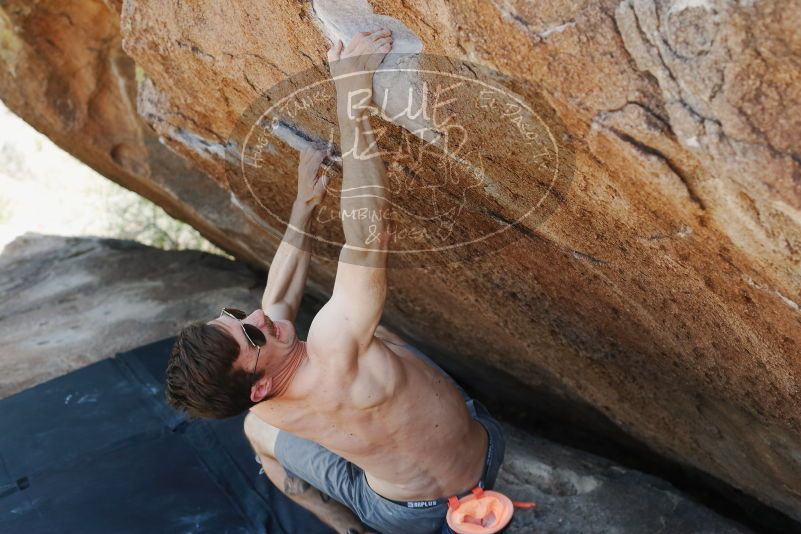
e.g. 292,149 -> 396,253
308,256 -> 386,361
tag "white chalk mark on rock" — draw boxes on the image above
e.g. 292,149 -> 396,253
311,0 -> 436,141
311,0 -> 423,55
168,128 -> 225,160
743,275 -> 800,312
270,119 -> 341,162
669,0 -> 714,15
537,21 -> 576,39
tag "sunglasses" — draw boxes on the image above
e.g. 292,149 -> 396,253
219,308 -> 267,375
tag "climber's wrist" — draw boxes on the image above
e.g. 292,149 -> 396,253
337,90 -> 372,124
290,199 -> 317,221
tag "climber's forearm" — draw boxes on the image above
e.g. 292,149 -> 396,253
262,201 -> 315,321
338,111 -> 390,258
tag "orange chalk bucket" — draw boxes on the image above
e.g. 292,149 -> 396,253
445,487 -> 534,534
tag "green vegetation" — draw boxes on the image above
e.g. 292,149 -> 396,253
0,101 -> 231,258
103,185 -> 230,256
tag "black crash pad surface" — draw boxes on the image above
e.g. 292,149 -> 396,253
0,337 -> 335,534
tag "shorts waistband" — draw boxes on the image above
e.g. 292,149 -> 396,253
380,415 -> 495,510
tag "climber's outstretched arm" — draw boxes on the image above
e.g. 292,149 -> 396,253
327,111 -> 391,349
262,148 -> 329,322
309,29 -> 393,362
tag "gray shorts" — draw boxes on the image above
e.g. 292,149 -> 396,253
271,343 -> 506,534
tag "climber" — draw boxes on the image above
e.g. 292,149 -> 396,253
164,28 -> 505,534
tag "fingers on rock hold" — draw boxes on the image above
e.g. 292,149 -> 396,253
371,29 -> 392,39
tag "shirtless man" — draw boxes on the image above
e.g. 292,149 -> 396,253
165,29 -> 505,534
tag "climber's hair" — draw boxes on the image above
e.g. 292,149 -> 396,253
165,321 -> 262,419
